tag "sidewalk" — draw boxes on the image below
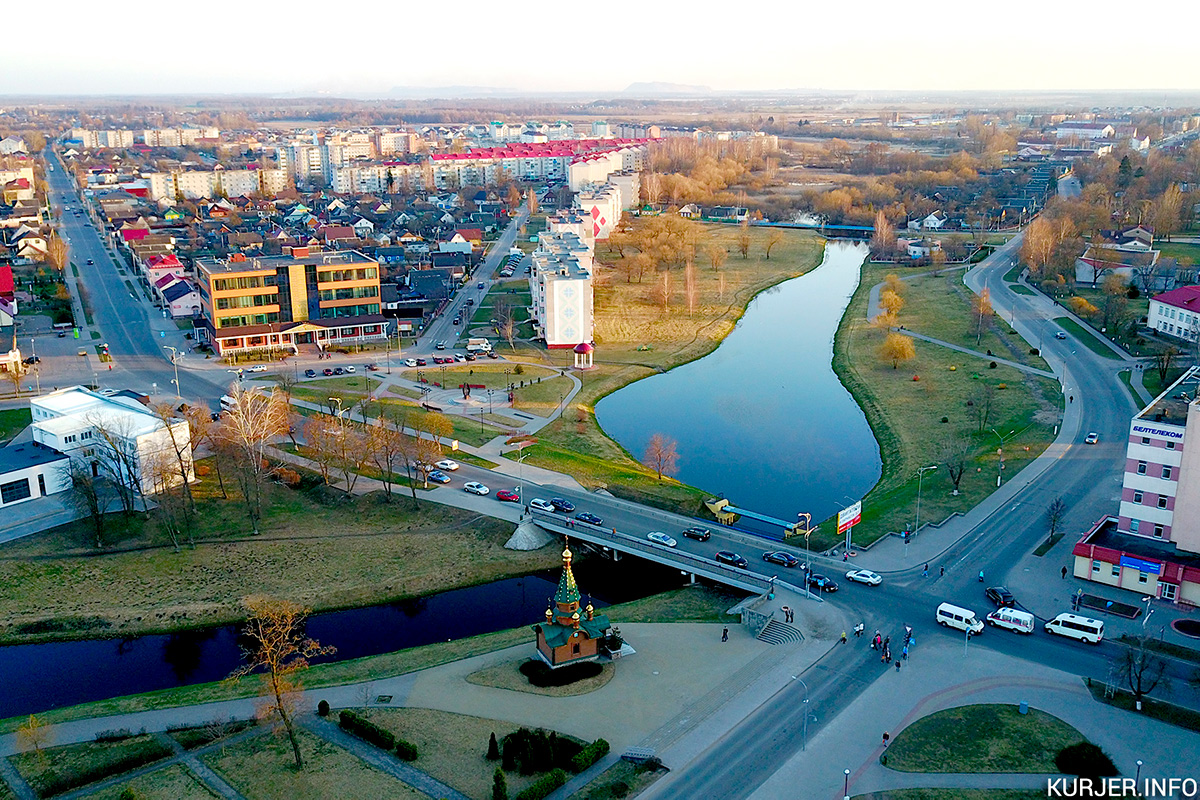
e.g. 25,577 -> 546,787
743,639 -> 1200,800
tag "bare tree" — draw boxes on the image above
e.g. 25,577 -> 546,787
972,287 -> 994,346
46,233 -> 69,272
3,362 -> 26,397
365,411 -> 405,499
653,270 -> 673,315
228,596 -> 335,771
150,402 -> 196,545
736,222 -> 751,259
182,405 -> 227,499
870,211 -> 896,259
65,459 -> 105,549
1046,497 -> 1067,544
1154,346 -> 1180,385
939,436 -> 973,496
302,416 -> 340,485
494,298 -> 518,351
684,261 -> 699,316
1118,634 -> 1169,708
86,411 -> 145,517
705,244 -> 727,272
879,332 -> 915,369
967,383 -> 997,433
16,715 -> 54,761
643,433 -> 679,482
764,229 -> 784,260
879,289 -> 905,317
217,383 -> 289,535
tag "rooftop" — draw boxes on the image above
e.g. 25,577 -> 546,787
0,441 -> 67,474
32,386 -> 169,439
1079,516 -> 1200,571
1135,365 -> 1200,427
196,249 -> 375,275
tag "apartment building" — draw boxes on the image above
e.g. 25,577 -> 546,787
1148,286 -> 1200,342
575,183 -> 622,240
68,129 -> 136,149
329,163 -> 425,195
140,127 -> 220,147
143,168 -> 288,201
1074,367 -> 1200,604
528,213 -> 596,349
196,247 -> 386,356
30,386 -> 193,495
430,139 -> 649,190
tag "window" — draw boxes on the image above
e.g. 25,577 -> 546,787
1137,461 -> 1147,475
1154,524 -> 1164,538
1133,490 -> 1143,503
1112,565 -> 1120,577
1138,572 -> 1148,584
1092,560 -> 1101,573
1161,583 -> 1178,600
1142,436 -> 1151,445
1130,520 -> 1140,533
1167,442 -> 1177,450
1163,466 -> 1172,480
0,478 -> 32,504
1158,496 -> 1169,509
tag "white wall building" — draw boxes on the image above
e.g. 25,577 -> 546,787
528,214 -> 596,349
144,169 -> 288,201
575,183 -> 622,240
30,387 -> 194,495
0,441 -> 71,510
1148,286 -> 1200,342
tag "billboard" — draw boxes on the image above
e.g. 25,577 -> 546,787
837,501 -> 862,534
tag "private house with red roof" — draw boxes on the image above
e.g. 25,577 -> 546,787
1149,286 -> 1200,342
2,178 -> 32,205
0,265 -> 15,326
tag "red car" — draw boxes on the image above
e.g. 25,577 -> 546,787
496,489 -> 521,502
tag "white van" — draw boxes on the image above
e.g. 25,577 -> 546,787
1044,613 -> 1104,644
219,395 -> 237,413
936,602 -> 984,635
986,607 -> 1035,634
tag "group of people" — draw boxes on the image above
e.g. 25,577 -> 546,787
867,624 -> 914,671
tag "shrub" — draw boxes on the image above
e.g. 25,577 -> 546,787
276,467 -> 301,487
501,727 -> 584,776
989,361 -> 998,369
1055,741 -> 1118,778
396,739 -> 419,761
940,416 -> 949,423
492,767 -> 508,800
515,768 -> 569,800
317,700 -> 330,717
488,731 -> 501,760
338,710 -> 395,751
571,738 -> 610,772
29,736 -> 172,798
519,659 -> 603,687
1029,348 -> 1040,356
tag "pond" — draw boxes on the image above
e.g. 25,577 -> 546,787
0,557 -> 687,720
595,241 -> 881,525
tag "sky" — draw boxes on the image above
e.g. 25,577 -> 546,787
4,0 -> 1197,96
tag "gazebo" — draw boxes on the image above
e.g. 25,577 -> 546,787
573,342 -> 594,370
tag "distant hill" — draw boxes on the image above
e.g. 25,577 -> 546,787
621,82 -> 714,97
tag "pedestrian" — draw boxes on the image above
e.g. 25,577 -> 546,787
883,636 -> 890,650
882,732 -> 890,748
1069,395 -> 1073,403
1061,566 -> 1068,579
895,659 -> 902,672
922,563 -> 929,577
722,627 -> 729,642
855,623 -> 864,638
781,605 -> 790,622
940,566 -> 945,577
841,631 -> 847,644
902,644 -> 909,660
843,551 -> 849,562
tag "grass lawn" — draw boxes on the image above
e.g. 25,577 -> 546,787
513,223 -> 824,512
886,704 -> 1085,773
1155,241 -> 1200,265
400,362 -> 557,390
1086,680 -> 1200,733
204,728 -> 426,800
90,763 -> 219,800
9,734 -> 174,798
829,268 -> 1062,549
1009,284 -> 1035,296
0,585 -> 740,737
1053,317 -> 1124,360
512,375 -> 575,416
854,792 -> 1047,800
1142,365 -> 1187,399
574,759 -> 665,800
358,708 -> 538,800
466,659 -> 615,696
0,407 -> 31,443
0,468 -> 557,646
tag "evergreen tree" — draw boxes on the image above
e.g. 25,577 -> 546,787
487,732 -> 500,761
491,767 -> 508,800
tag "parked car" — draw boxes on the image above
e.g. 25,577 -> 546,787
366,363 -> 379,371
529,498 -> 555,512
333,367 -> 345,375
454,354 -> 467,362
985,586 -> 1015,607
434,459 -> 459,471
322,368 -> 334,376
647,531 -> 678,548
496,489 -> 521,502
453,318 -> 462,326
681,526 -> 711,541
845,569 -> 882,586
487,352 -> 499,359
23,356 -> 40,365
427,470 -> 451,484
415,358 -> 427,366
549,497 -> 575,513
404,358 -> 418,367
1085,432 -> 1099,445
247,365 -> 268,373
86,259 -> 94,265
715,551 -> 749,569
762,551 -> 800,568
304,369 -> 316,378
345,365 -> 356,373
465,353 -> 476,361
463,482 -> 489,495
806,574 -> 839,592
575,512 -> 603,525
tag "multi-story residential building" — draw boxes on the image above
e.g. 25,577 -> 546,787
1148,286 -> 1200,342
68,129 -> 136,149
144,168 -> 289,201
430,139 -> 649,190
139,127 -> 220,147
329,163 -> 425,195
30,386 -> 193,495
528,213 -> 596,349
1073,367 -> 1200,604
277,142 -> 327,185
376,131 -> 419,155
196,247 -> 386,356
575,183 -> 622,239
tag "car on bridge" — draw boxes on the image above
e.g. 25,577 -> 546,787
715,551 -> 749,569
806,574 -> 839,592
496,489 -> 521,503
576,512 -> 603,526
529,498 -> 555,512
463,482 -> 489,495
647,531 -> 678,548
762,551 -> 799,568
682,527 -> 711,541
549,498 -> 575,513
427,470 -> 451,484
985,586 -> 1015,607
845,569 -> 882,586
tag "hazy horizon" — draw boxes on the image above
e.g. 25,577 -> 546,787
5,0 -> 1198,97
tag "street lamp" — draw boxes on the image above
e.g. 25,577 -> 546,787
913,464 -> 938,548
844,768 -> 851,800
1141,595 -> 1154,629
991,429 -> 1015,488
163,345 -> 182,399
790,675 -> 810,752
29,338 -> 35,358
1135,760 -> 1143,783
488,388 -> 494,415
797,512 -> 813,573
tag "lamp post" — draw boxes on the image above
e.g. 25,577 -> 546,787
163,345 -> 182,399
843,768 -> 851,800
488,388 -> 494,415
797,512 -> 813,573
790,675 -> 810,752
1142,595 -> 1154,629
1135,760 -> 1143,784
913,464 -> 938,548
29,338 -> 35,358
991,428 -> 1015,488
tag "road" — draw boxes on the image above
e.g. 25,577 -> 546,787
649,235 -> 1161,800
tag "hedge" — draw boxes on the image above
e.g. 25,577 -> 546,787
338,710 -> 395,751
27,737 -> 173,799
571,738 -> 610,773
396,739 -> 419,761
1055,742 -> 1118,778
515,768 -> 569,800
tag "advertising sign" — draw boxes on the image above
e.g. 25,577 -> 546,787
837,501 -> 862,534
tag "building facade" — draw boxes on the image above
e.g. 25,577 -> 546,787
0,441 -> 70,509
528,213 -> 595,349
533,544 -> 612,668
1148,286 -> 1200,342
196,247 -> 386,356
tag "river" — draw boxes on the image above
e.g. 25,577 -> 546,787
595,241 -> 881,525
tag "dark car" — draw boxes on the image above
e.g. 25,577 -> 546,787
487,351 -> 499,359
464,353 -> 476,361
415,358 -> 427,366
763,551 -> 800,568
986,586 -> 1015,607
806,574 -> 839,593
23,356 -> 40,365
366,363 -> 379,371
576,512 -> 603,526
682,526 -> 711,541
304,369 -> 316,378
333,367 -> 345,375
496,489 -> 521,502
86,259 -> 94,265
715,551 -> 749,569
549,497 -> 575,513
322,368 -> 334,376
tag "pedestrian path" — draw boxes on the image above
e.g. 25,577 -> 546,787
895,328 -> 1055,378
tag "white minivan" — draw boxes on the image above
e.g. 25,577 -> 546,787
936,602 -> 984,635
1044,613 -> 1104,644
986,607 -> 1035,634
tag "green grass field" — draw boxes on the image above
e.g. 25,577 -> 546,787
1053,317 -> 1124,359
1155,241 -> 1200,265
9,734 -> 174,798
90,763 -> 219,800
0,407 -> 31,443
